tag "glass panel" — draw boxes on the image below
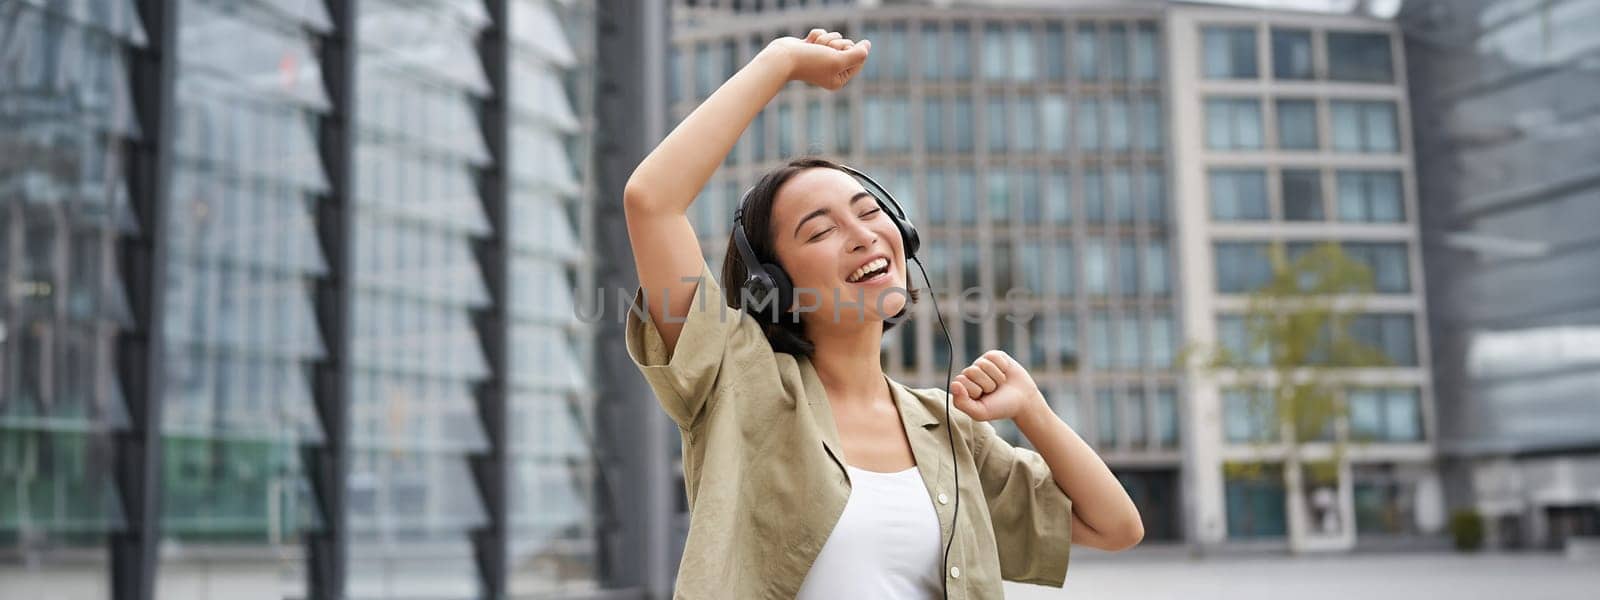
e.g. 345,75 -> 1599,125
1096,389 -> 1118,446
1226,466 -> 1287,538
1047,173 -> 1072,224
1327,31 -> 1393,82
1126,390 -> 1146,446
1010,24 -> 1036,81
1014,96 -> 1037,152
1336,171 -> 1404,222
1271,29 -> 1313,79
1134,23 -> 1159,81
1154,390 -> 1178,448
1218,315 -> 1271,366
921,22 -> 943,80
1106,24 -> 1129,80
953,98 -> 973,153
951,23 -> 972,80
1084,169 -> 1105,222
1332,101 -> 1399,153
1137,95 -> 1163,152
1107,97 -> 1131,151
1089,312 -> 1113,370
1209,169 -> 1269,220
1206,98 -> 1263,150
1077,97 -> 1101,151
1044,23 -> 1066,80
1117,238 -> 1139,297
986,97 -> 1007,153
1282,169 -> 1325,221
1276,99 -> 1318,150
1084,238 -> 1109,295
983,22 -> 1007,81
1145,240 -> 1170,296
1075,23 -> 1099,80
1203,26 -> 1257,79
1214,242 -> 1273,294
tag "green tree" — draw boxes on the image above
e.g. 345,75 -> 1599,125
1190,242 -> 1389,552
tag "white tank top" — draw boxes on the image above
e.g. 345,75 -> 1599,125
796,464 -> 944,599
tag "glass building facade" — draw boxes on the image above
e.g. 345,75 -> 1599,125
1,0 -> 605,598
1401,0 -> 1600,550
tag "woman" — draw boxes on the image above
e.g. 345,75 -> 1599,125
622,29 -> 1143,599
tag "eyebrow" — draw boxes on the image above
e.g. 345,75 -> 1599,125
792,192 -> 875,239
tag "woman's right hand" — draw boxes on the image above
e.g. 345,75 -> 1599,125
766,28 -> 872,91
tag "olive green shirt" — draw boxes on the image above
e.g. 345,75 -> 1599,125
625,260 -> 1073,599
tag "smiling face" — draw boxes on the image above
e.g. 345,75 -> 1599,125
767,166 -> 911,327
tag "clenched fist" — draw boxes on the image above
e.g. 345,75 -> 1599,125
766,28 -> 872,91
950,350 -> 1047,423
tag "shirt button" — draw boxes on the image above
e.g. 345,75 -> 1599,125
949,566 -> 961,579
937,493 -> 949,505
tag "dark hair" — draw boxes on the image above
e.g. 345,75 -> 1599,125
720,157 -> 921,357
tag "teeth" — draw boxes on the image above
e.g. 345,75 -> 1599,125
849,258 -> 889,283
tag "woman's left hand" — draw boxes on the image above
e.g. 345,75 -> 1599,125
949,350 -> 1047,422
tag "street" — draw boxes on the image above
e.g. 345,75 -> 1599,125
1006,547 -> 1598,599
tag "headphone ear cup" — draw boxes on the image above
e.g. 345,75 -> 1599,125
765,263 -> 794,320
898,220 -> 921,259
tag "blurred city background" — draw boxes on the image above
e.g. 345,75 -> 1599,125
0,0 -> 1594,598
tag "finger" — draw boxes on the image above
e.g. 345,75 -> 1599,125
954,374 -> 981,399
976,356 -> 1007,386
962,365 -> 997,394
817,31 -> 842,45
806,28 -> 825,43
828,38 -> 854,51
843,38 -> 871,62
952,384 -> 986,420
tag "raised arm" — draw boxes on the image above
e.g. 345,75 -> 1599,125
622,29 -> 871,354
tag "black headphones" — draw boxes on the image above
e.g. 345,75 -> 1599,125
730,163 -> 960,600
731,163 -> 920,322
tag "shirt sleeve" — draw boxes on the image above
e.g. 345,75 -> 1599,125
623,258 -> 768,429
971,419 -> 1074,587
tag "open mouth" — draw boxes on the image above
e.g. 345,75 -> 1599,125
847,257 -> 891,284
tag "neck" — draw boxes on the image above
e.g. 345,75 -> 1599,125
806,319 -> 889,407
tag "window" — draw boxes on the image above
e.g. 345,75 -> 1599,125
1145,239 -> 1170,295
1044,23 -> 1067,80
887,22 -> 910,80
1134,23 -> 1159,81
954,97 -> 974,152
1347,388 -> 1421,442
921,23 -> 943,80
1336,170 -> 1404,222
924,240 -> 949,286
951,23 -> 972,80
1085,238 -> 1109,295
900,320 -> 919,370
960,240 -> 981,288
1217,316 -> 1271,366
923,98 -> 944,152
1011,24 -> 1037,80
861,23 -> 883,79
987,97 -> 1007,152
1083,169 -> 1104,222
1205,98 -> 1263,150
1117,238 -> 1139,297
750,108 -> 767,162
1042,94 -> 1069,152
807,100 -> 823,152
668,47 -> 684,103
1214,242 -> 1273,294
1126,390 -> 1146,446
1209,169 -> 1269,220
1020,241 -> 1045,294
1018,170 -> 1041,222
1054,315 -> 1079,368
1330,101 -> 1398,153
993,241 -> 1014,294
1276,99 -> 1318,150
1110,169 -> 1135,223
1271,29 -> 1313,79
1137,95 -> 1162,152
1014,97 -> 1037,152
695,42 -> 716,97
1342,242 -> 1410,293
1143,167 -> 1166,222
1282,169 -> 1324,221
1118,315 -> 1141,369
1089,313 -> 1113,370
835,97 -> 852,154
925,168 -> 947,225
1203,26 -> 1257,79
1148,313 -> 1175,368
1107,97 -> 1131,151
1052,240 -> 1074,296
1096,389 -> 1118,445
1076,23 -> 1099,80
777,103 -> 794,157
864,98 -> 886,152
1051,387 -> 1080,426
1226,465 -> 1287,538
1077,97 -> 1102,151
1349,314 -> 1417,366
1047,173 -> 1071,224
986,170 -> 1010,224
956,169 -> 977,223
1106,24 -> 1129,80
1154,390 -> 1178,448
1327,32 -> 1393,83
1224,389 -> 1278,442
983,22 -> 1007,81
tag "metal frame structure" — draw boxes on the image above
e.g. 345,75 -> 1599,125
92,1 -> 651,599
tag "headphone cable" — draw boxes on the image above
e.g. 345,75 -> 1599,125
908,256 -> 957,600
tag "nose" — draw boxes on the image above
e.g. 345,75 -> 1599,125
844,218 -> 878,253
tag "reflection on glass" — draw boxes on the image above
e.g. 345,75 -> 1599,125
1205,97 -> 1263,150
1203,26 -> 1258,79
1276,99 -> 1319,150
1282,169 -> 1325,221
1272,29 -> 1313,79
1327,31 -> 1394,82
1331,101 -> 1398,152
1209,169 -> 1269,220
1336,171 -> 1404,222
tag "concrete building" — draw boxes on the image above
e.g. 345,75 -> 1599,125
1399,0 -> 1600,552
667,0 -> 1442,554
